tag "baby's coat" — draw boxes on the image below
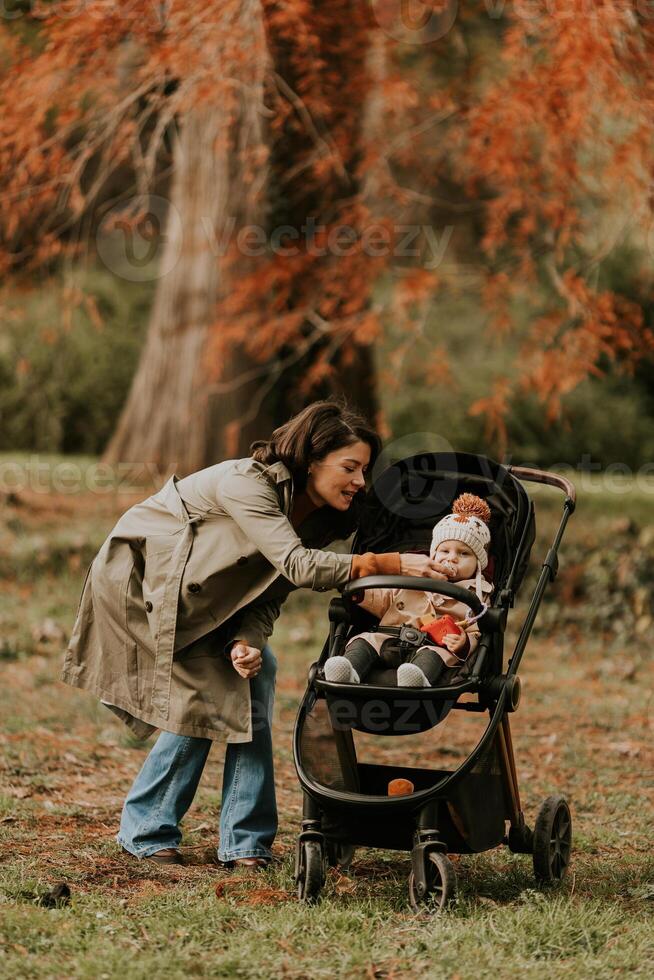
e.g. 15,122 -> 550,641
353,576 -> 493,667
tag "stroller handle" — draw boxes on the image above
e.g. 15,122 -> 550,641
508,465 -> 576,511
341,575 -> 485,615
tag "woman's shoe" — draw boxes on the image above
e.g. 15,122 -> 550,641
222,857 -> 269,870
122,846 -> 184,865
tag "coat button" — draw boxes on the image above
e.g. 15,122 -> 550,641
188,582 -> 202,594
237,556 -> 249,566
396,601 -> 405,610
145,600 -> 153,612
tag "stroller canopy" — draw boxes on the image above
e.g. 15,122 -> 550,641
354,452 -> 535,598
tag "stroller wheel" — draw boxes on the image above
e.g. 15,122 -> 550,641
326,839 -> 356,871
533,795 -> 572,884
408,852 -> 457,912
296,840 -> 325,903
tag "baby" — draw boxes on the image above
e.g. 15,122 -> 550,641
324,494 -> 493,687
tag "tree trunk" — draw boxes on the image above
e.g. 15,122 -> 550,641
102,111 -> 229,474
103,1 -> 273,475
104,1 -> 379,476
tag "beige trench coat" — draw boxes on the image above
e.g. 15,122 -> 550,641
61,457 -> 355,743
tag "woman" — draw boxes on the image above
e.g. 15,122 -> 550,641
62,401 -> 444,867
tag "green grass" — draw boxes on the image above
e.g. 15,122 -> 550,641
1,461 -> 652,978
0,860 -> 652,979
527,471 -> 654,525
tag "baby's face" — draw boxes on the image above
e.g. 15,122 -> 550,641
434,540 -> 477,580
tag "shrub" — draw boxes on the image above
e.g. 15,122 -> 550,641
0,266 -> 152,455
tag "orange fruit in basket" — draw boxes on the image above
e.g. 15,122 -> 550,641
387,778 -> 415,796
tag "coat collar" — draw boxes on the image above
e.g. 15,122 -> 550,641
258,460 -> 293,516
260,460 -> 293,485
456,575 -> 494,594
153,475 -> 191,524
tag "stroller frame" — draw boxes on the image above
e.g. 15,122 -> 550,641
293,454 -> 576,909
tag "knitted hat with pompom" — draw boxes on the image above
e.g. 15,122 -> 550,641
429,493 -> 491,571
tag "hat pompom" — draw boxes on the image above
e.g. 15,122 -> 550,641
452,493 -> 491,525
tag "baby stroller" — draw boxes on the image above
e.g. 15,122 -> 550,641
293,452 -> 575,910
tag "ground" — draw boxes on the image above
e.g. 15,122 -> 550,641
0,468 -> 652,978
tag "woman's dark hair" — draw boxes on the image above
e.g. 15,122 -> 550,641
250,400 -> 381,538
250,399 -> 381,495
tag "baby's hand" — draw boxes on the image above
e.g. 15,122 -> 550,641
399,554 -> 448,580
443,632 -> 467,655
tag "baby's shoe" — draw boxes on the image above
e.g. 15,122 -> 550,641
324,656 -> 360,683
397,663 -> 431,687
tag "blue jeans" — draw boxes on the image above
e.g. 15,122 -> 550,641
117,646 -> 278,862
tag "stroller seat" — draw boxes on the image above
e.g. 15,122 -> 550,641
317,572 -> 507,737
334,556 -> 499,690
314,452 -> 528,737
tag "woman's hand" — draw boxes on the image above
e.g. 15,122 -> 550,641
399,554 -> 449,580
230,643 -> 262,679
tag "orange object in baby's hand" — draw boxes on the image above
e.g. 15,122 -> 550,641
421,614 -> 462,646
388,778 -> 415,796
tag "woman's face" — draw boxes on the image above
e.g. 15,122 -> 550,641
306,440 -> 371,510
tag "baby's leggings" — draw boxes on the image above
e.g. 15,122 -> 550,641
344,634 -> 451,685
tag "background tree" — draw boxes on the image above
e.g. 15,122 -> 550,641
105,0 -> 381,471
1,1 -> 382,473
2,0 -> 654,469
458,0 -> 654,444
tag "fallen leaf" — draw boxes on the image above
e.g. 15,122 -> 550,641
609,741 -> 640,757
215,877 -> 249,899
214,878 -> 289,905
